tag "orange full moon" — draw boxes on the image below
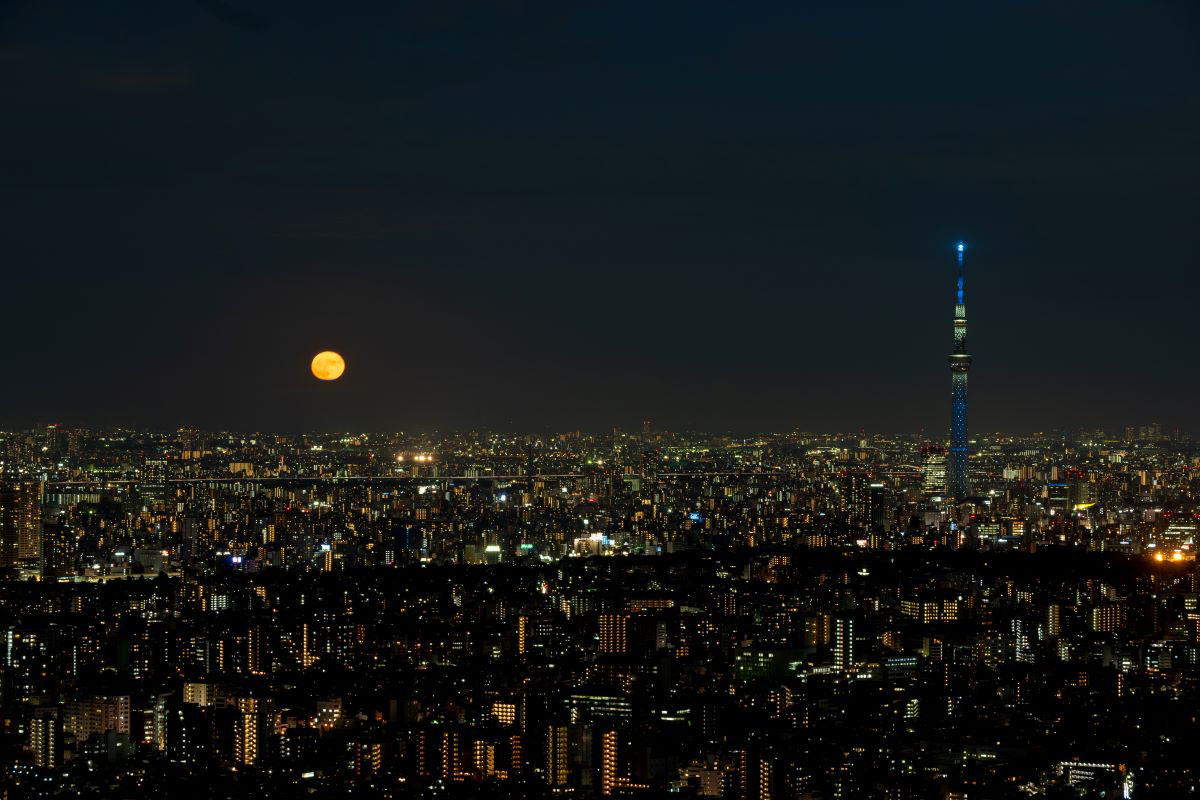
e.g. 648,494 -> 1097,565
310,351 -> 346,381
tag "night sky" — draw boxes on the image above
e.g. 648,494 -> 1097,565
3,1 -> 1198,433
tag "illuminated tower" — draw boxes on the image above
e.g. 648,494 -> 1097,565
947,242 -> 972,499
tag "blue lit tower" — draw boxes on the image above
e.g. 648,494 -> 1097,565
947,242 -> 972,499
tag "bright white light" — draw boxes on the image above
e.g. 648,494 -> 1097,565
957,243 -> 965,252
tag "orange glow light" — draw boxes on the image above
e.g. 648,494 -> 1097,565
310,351 -> 346,381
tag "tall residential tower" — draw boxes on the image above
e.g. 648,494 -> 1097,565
0,480 -> 42,568
947,242 -> 972,499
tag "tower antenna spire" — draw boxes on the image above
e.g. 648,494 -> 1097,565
956,241 -> 965,305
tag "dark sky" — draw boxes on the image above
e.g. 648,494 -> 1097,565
2,1 -> 1198,433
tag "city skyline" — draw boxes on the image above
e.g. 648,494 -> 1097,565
2,422 -> 1198,797
3,4 -> 1200,796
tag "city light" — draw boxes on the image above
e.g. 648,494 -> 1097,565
4,422 -> 1196,794
4,4 -> 1188,794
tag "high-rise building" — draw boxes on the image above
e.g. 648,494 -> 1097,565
0,480 -> 42,567
510,733 -> 524,775
234,709 -> 261,765
1013,618 -> 1033,663
736,750 -> 774,800
599,730 -> 648,795
1046,483 -> 1072,515
947,242 -> 972,499
231,697 -> 271,743
247,625 -> 265,676
840,472 -> 869,525
40,519 -> 76,579
546,724 -> 569,789
600,729 -> 618,796
598,614 -> 628,655
354,740 -> 384,777
1090,604 -> 1120,634
473,740 -> 496,777
166,701 -> 210,766
144,694 -> 169,752
833,615 -> 856,672
1047,603 -> 1062,637
441,729 -> 462,779
30,708 -> 62,769
921,444 -> 947,495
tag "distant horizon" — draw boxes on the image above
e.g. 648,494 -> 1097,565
1,422 -> 1189,438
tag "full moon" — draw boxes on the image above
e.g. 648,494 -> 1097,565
310,351 -> 346,381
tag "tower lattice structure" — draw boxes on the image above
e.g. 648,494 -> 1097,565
947,242 -> 971,499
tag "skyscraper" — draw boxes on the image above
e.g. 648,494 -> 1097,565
947,242 -> 972,499
833,615 -> 856,672
921,444 -> 947,495
840,471 -> 869,526
0,480 -> 42,567
40,518 -> 77,579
